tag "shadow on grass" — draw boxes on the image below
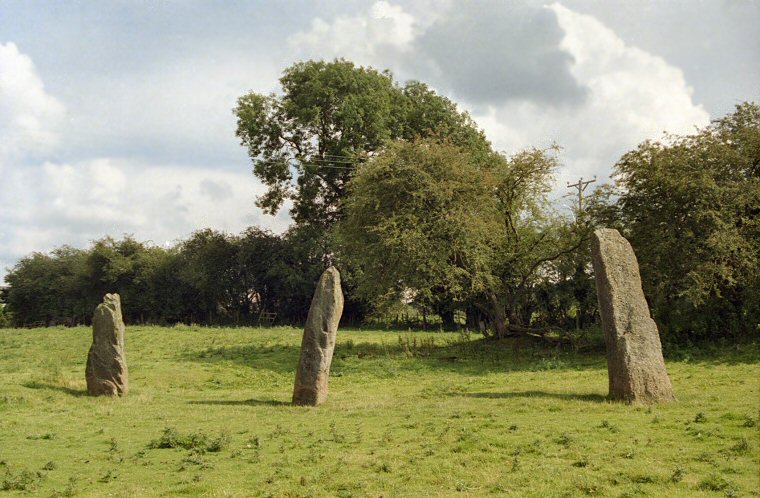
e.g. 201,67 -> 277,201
182,336 -> 759,380
179,337 -> 608,377
21,380 -> 88,397
662,341 -> 760,366
179,343 -> 299,374
187,398 -> 290,407
464,390 -> 608,403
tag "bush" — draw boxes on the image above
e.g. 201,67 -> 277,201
0,304 -> 11,328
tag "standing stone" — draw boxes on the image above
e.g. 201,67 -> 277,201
292,267 -> 344,406
86,293 -> 128,396
591,229 -> 674,403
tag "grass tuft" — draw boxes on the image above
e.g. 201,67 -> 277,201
1,467 -> 43,491
148,427 -> 229,454
697,473 -> 734,492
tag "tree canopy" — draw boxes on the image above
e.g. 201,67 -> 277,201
613,102 -> 760,340
234,59 -> 490,226
337,140 -> 501,309
337,139 -> 592,338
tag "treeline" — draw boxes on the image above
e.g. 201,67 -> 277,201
1,221 -> 594,332
2,226 -> 365,327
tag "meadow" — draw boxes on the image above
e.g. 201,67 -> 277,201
0,325 -> 757,497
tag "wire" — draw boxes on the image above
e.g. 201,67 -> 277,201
253,156 -> 365,171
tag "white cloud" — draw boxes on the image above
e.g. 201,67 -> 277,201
0,43 -> 289,281
469,3 -> 711,195
288,1 -> 418,65
286,1 -> 710,194
415,0 -> 586,106
551,2 -> 709,139
0,158 -> 291,280
0,42 -> 65,166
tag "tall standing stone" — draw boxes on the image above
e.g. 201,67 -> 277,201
591,228 -> 674,403
86,293 -> 129,396
292,267 -> 344,406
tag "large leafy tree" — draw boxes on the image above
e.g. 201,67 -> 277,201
338,140 -> 501,313
614,102 -> 760,340
487,148 -> 592,334
338,139 -> 589,338
234,59 -> 489,226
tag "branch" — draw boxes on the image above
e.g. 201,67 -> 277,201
516,235 -> 587,293
279,133 -> 304,157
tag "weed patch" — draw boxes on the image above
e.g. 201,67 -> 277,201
697,473 -> 735,492
1,467 -> 43,491
728,436 -> 751,455
597,420 -> 619,433
669,466 -> 685,483
26,432 -> 56,440
148,427 -> 230,454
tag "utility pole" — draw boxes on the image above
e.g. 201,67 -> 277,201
566,176 -> 596,212
566,176 -> 597,331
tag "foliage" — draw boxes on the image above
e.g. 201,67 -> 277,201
0,325 -> 757,496
338,139 -> 502,312
485,147 -> 594,335
4,247 -> 89,326
234,59 -> 490,226
614,102 -> 760,341
2,229 -> 333,327
0,302 -> 10,328
148,427 -> 229,453
178,229 -> 240,323
338,140 -> 594,338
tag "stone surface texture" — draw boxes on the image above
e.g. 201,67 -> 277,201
86,293 -> 129,396
292,267 -> 344,406
591,228 -> 675,403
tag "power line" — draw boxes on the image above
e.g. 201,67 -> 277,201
254,156 -> 362,171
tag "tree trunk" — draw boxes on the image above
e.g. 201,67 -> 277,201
439,308 -> 457,331
465,305 -> 477,329
487,289 -> 508,339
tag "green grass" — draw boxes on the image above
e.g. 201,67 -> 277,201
0,325 -> 758,497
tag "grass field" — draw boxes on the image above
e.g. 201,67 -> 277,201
0,325 -> 757,497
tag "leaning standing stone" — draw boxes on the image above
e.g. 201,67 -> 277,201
292,266 -> 344,406
591,229 -> 674,403
86,293 -> 129,396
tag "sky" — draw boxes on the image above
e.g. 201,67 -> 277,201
1,0 -> 758,282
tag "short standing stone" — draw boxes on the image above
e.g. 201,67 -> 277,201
591,228 -> 674,403
86,293 -> 128,396
292,267 -> 344,406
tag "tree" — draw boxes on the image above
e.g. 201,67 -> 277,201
337,139 -> 588,338
234,59 -> 490,227
0,302 -> 9,328
338,139 -> 500,314
5,247 -> 89,326
613,102 -> 760,340
177,229 -> 240,324
236,226 -> 284,321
